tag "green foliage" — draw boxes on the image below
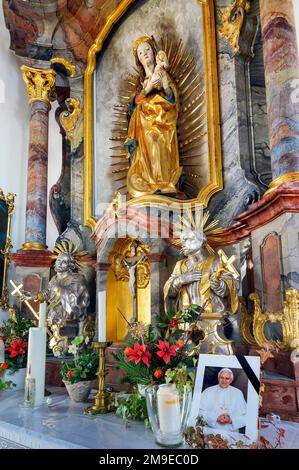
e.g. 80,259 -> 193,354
0,378 -> 15,391
61,336 -> 98,384
1,311 -> 34,344
108,392 -> 148,423
165,365 -> 195,395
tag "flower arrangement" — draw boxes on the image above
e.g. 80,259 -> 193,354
114,305 -> 203,387
60,335 -> 99,384
0,310 -> 34,390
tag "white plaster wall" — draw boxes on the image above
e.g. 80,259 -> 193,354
0,10 -> 60,253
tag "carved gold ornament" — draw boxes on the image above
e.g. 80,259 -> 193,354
59,98 -> 82,142
21,65 -> 56,106
219,0 -> 251,55
241,289 -> 299,351
0,190 -> 15,310
49,324 -> 69,357
82,314 -> 96,343
50,57 -> 76,77
239,296 -> 256,345
109,238 -> 150,288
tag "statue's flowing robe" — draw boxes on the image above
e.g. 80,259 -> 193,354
126,79 -> 182,198
164,255 -> 239,315
48,273 -> 90,325
199,384 -> 247,431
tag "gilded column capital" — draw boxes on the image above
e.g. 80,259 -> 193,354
21,65 -> 56,106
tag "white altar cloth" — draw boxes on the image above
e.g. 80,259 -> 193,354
0,387 -> 298,449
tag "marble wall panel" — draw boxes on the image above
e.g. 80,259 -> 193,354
251,212 -> 299,309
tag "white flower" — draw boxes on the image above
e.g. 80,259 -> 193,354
68,344 -> 77,355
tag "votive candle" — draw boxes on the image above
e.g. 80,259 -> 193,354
157,384 -> 181,434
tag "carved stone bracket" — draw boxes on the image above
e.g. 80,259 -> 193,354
241,289 -> 299,351
219,0 -> 258,59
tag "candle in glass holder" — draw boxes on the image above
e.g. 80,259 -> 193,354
157,384 -> 181,434
97,290 -> 107,342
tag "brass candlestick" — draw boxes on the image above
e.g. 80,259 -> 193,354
84,341 -> 110,415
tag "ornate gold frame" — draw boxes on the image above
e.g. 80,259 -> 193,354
84,0 -> 222,229
240,289 -> 299,351
0,189 -> 15,310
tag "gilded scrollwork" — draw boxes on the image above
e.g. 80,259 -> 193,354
239,296 -> 256,345
59,97 -> 82,142
219,0 -> 256,57
21,65 -> 56,106
0,189 -> 15,310
249,289 -> 299,351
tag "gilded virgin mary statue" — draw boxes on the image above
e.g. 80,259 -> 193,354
125,36 -> 182,197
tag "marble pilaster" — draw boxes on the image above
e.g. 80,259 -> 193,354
25,100 -> 50,247
260,0 -> 299,182
21,65 -> 56,250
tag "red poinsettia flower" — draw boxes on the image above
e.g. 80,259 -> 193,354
168,318 -> 179,329
66,370 -> 74,378
155,340 -> 177,364
0,362 -> 9,370
153,368 -> 164,379
5,340 -> 28,358
125,342 -> 152,368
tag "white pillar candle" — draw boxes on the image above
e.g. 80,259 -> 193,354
26,326 -> 47,407
38,302 -> 47,328
97,290 -> 107,342
157,384 -> 181,434
0,337 -> 5,363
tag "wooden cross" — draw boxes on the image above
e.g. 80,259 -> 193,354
216,249 -> 240,280
10,280 -> 39,320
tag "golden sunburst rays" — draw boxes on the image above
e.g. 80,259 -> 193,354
172,210 -> 221,254
53,240 -> 88,271
110,74 -> 139,194
160,34 -> 207,197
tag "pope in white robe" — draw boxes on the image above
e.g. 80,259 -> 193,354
199,368 -> 247,432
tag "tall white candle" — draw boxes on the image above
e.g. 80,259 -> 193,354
0,337 -> 4,363
38,302 -> 47,328
98,290 -> 107,342
157,384 -> 181,434
26,326 -> 47,407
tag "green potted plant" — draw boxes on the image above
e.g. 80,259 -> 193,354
0,309 -> 34,390
61,335 -> 99,402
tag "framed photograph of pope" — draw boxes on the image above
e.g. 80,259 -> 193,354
189,354 -> 260,441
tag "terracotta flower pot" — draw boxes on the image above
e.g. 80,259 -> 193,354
63,379 -> 93,402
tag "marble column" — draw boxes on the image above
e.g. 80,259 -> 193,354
21,66 -> 56,250
260,0 -> 299,187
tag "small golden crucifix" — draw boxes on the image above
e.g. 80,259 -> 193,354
10,280 -> 39,320
215,249 -> 239,280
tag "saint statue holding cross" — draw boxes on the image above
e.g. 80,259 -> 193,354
164,212 -> 240,318
164,214 -> 240,354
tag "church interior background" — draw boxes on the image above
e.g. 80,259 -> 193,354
0,0 -> 299,451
